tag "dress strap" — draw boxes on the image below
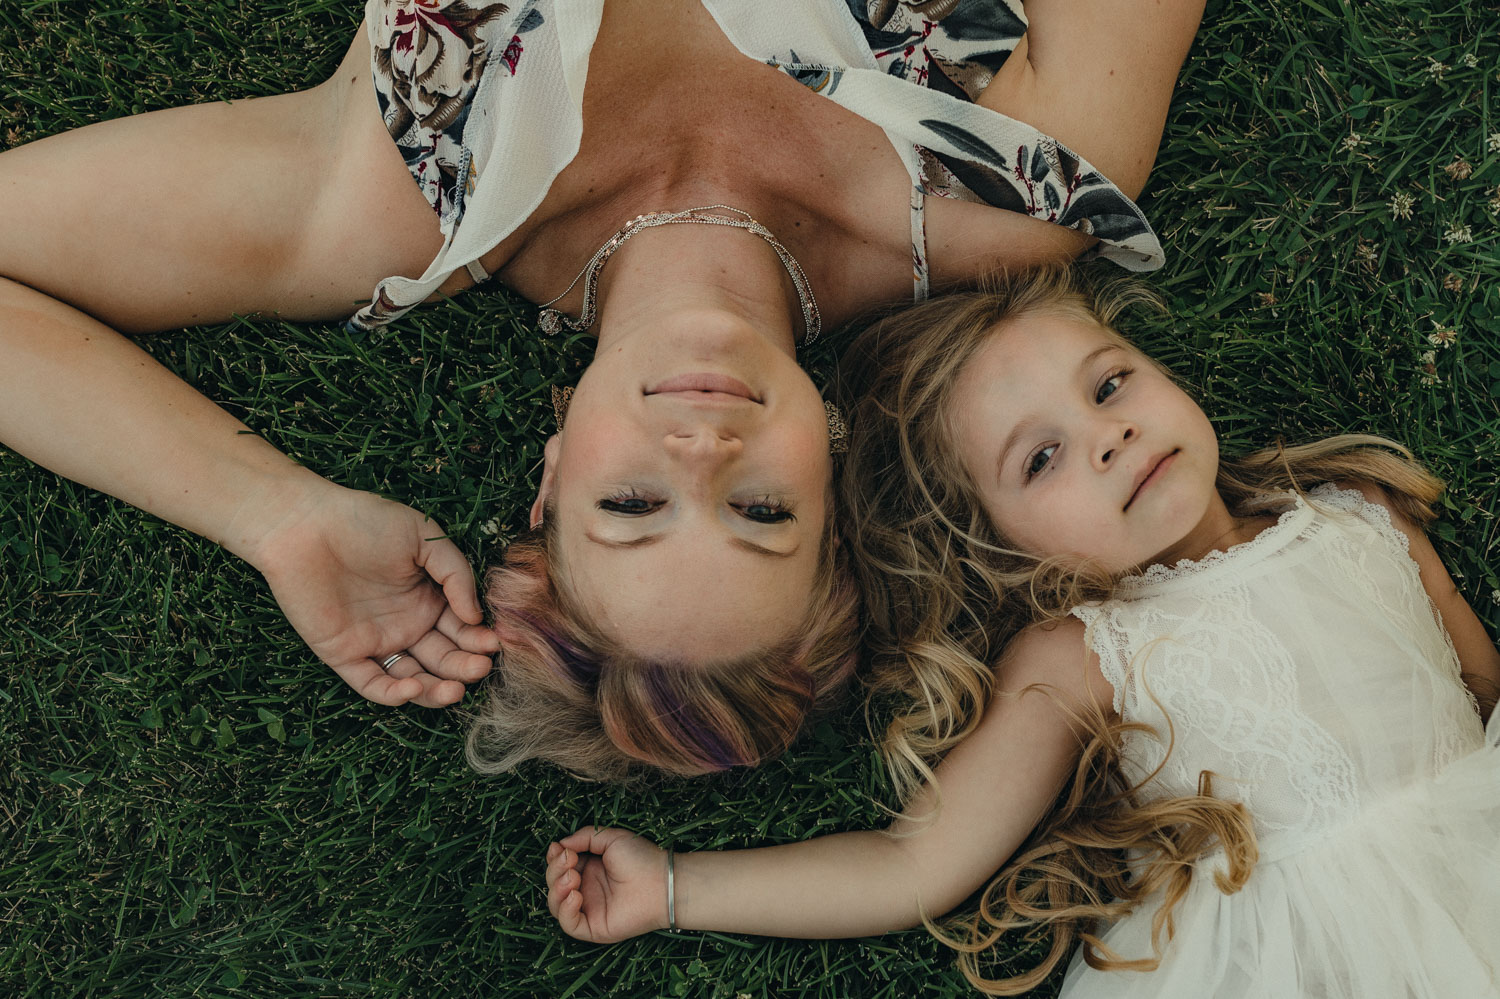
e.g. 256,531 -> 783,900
910,183 -> 929,302
465,258 -> 491,283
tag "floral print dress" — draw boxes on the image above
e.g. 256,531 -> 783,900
355,0 -> 1163,331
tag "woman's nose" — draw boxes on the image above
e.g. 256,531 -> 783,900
663,429 -> 742,463
1096,423 -> 1137,468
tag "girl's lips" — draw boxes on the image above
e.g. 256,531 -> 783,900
645,373 -> 760,402
1125,450 -> 1179,510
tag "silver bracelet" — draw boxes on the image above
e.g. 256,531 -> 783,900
666,848 -> 676,931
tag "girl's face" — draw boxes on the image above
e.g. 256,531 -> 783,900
945,311 -> 1226,573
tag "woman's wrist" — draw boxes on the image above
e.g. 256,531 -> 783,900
219,461 -> 347,572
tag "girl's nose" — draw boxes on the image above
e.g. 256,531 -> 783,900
1097,424 -> 1136,468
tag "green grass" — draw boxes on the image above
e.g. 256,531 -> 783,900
1,0 -> 1497,996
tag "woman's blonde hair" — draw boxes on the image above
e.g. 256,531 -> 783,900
838,266 -> 1444,993
465,511 -> 861,781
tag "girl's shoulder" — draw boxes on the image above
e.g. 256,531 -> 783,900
1315,479 -> 1418,555
999,619 -> 1117,724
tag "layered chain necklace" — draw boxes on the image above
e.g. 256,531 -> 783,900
536,205 -> 821,346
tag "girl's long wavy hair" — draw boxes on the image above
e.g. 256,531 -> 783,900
465,506 -> 861,781
838,266 -> 1445,994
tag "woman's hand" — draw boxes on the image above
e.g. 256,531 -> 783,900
245,483 -> 501,708
546,828 -> 670,943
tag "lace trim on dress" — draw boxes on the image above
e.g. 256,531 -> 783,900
1070,603 -> 1128,716
1115,483 -> 1415,598
1302,482 -> 1413,558
1120,493 -> 1312,596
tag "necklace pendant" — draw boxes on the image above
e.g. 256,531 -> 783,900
534,204 -> 820,346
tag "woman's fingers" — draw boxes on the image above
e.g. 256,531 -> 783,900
436,605 -> 501,656
408,629 -> 492,684
329,659 -> 428,707
418,531 -> 487,625
342,654 -> 465,708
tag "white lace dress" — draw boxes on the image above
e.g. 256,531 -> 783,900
1065,485 -> 1500,998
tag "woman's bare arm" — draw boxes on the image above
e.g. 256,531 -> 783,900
0,24 -> 498,705
0,274 -> 497,706
0,26 -> 438,331
981,0 -> 1207,198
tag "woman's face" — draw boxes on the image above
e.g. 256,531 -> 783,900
534,308 -> 831,663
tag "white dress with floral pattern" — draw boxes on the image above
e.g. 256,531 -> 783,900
354,0 -> 1165,331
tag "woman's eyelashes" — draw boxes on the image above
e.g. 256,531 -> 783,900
735,496 -> 796,524
598,488 -> 662,515
597,489 -> 795,523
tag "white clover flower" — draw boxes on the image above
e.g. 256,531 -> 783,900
1443,221 -> 1474,243
1461,53 -> 1479,69
1489,132 -> 1500,154
1389,192 -> 1416,219
1418,350 -> 1440,387
479,518 -> 501,537
1444,158 -> 1473,181
1341,133 -> 1364,152
1427,58 -> 1448,80
1428,322 -> 1458,348
1491,589 -> 1500,606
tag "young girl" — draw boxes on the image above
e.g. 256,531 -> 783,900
540,268 -> 1500,997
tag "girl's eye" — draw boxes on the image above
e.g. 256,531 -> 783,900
598,490 -> 661,515
736,496 -> 795,524
1096,367 -> 1133,403
1024,444 -> 1057,481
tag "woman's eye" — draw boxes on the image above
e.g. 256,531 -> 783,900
1096,367 -> 1132,403
737,497 -> 795,524
1024,444 -> 1057,481
598,491 -> 660,515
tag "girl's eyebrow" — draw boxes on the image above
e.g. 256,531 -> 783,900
996,415 -> 1039,484
993,343 -> 1121,482
1080,343 -> 1119,368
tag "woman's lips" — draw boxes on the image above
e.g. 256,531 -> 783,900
1125,450 -> 1179,510
645,373 -> 760,402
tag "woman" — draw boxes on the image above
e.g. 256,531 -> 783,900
0,0 -> 1202,776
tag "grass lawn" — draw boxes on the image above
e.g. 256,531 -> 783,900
1,1 -> 1496,996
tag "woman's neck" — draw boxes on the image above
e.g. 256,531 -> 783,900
591,219 -> 804,357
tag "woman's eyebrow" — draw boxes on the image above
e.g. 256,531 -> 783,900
585,532 -> 662,550
584,532 -> 797,559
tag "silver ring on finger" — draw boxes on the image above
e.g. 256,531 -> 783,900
380,651 -> 412,672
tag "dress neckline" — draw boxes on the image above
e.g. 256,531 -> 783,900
1119,490 -> 1316,597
